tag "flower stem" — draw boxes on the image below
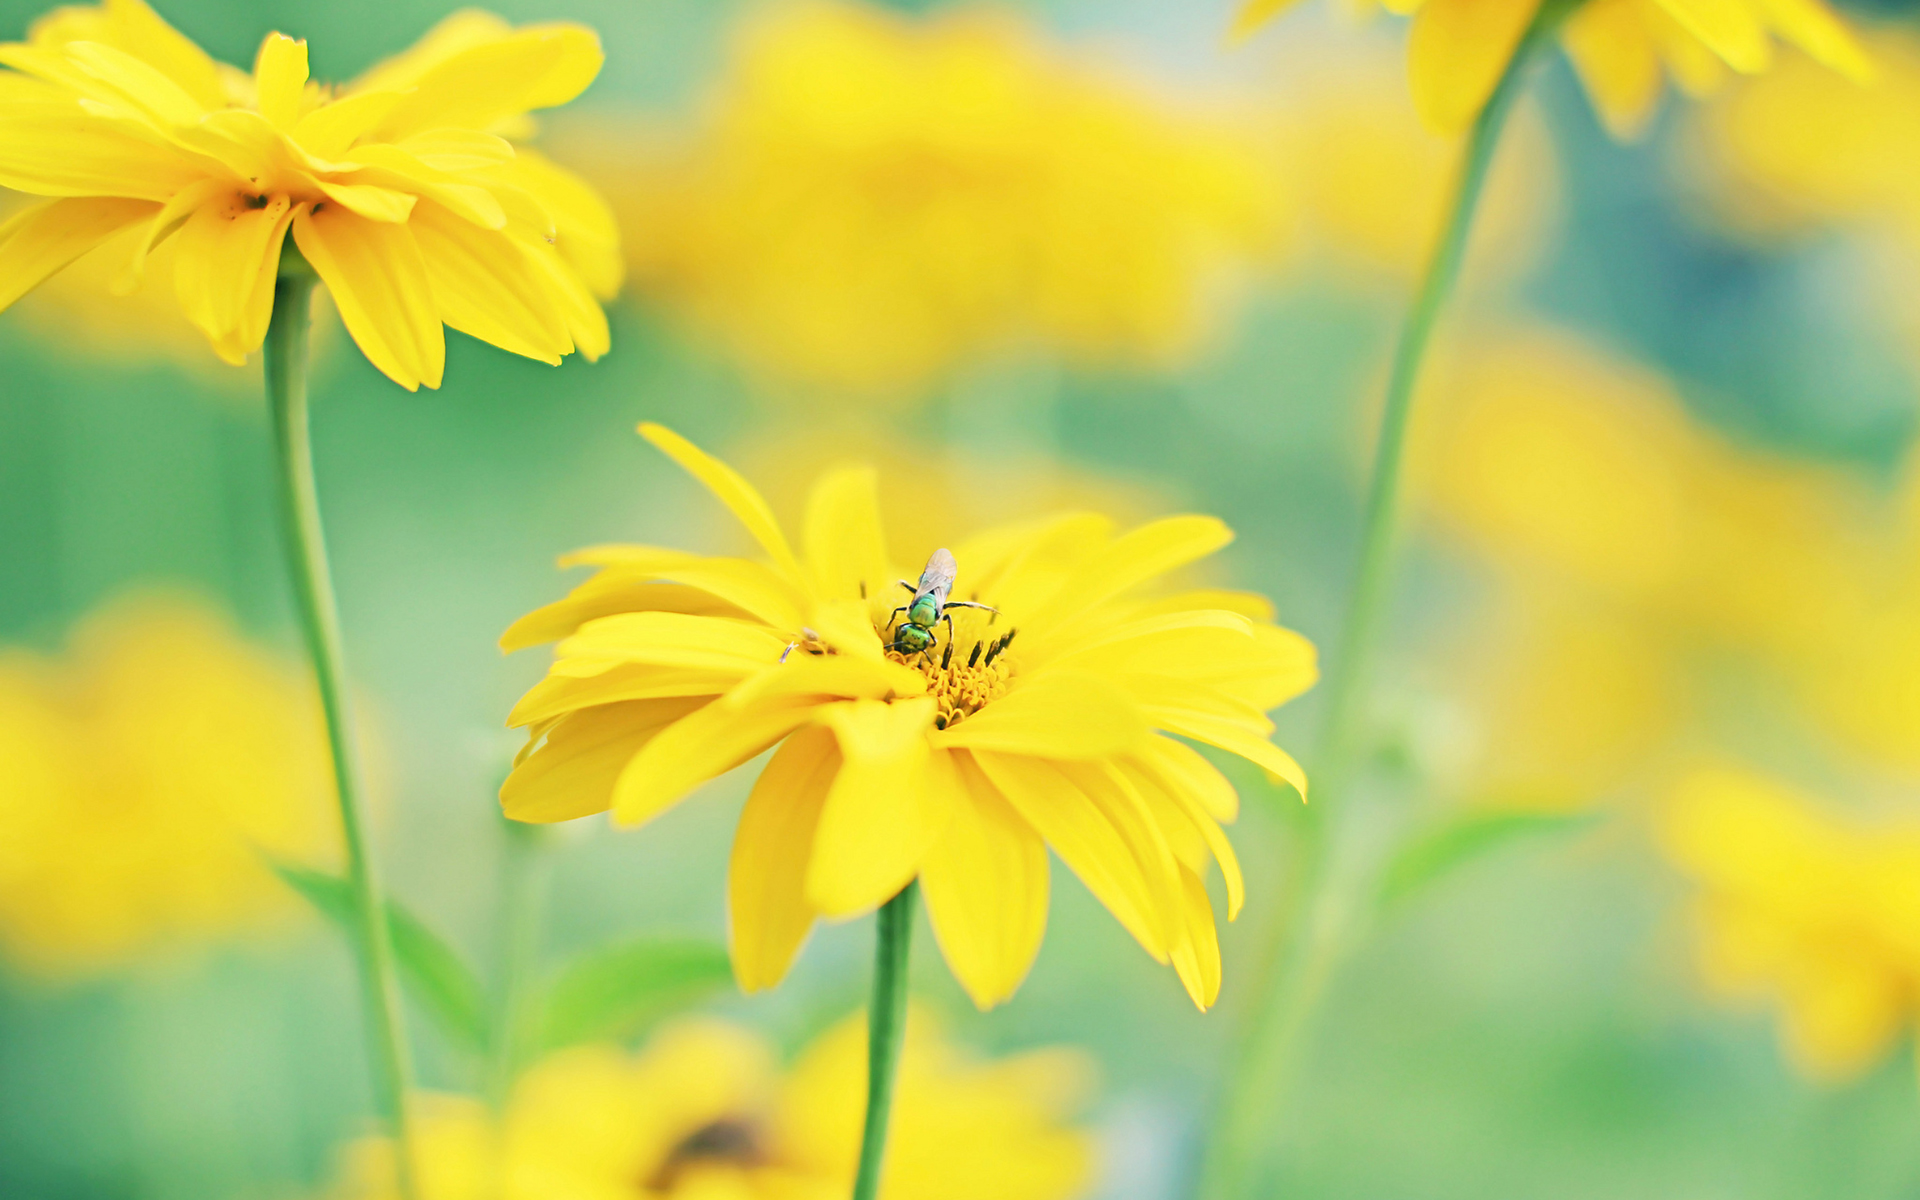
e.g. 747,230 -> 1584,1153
852,881 -> 917,1200
264,268 -> 419,1200
1196,13 -> 1568,1198
488,816 -> 550,1108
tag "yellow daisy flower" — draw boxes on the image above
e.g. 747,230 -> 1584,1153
0,592 -> 335,977
0,0 -> 621,390
501,425 -> 1316,1010
1233,0 -> 1870,137
325,1012 -> 1095,1200
1661,767 -> 1920,1082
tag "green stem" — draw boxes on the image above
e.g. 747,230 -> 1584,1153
851,882 -> 917,1200
1195,13 -> 1569,1199
265,269 -> 419,1200
488,817 -> 550,1108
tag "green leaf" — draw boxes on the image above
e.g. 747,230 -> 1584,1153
1377,809 -> 1601,912
272,862 -> 493,1057
537,937 -> 733,1051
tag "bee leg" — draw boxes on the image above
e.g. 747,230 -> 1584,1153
884,606 -> 909,637
779,640 -> 799,664
945,601 -> 1000,614
897,579 -> 917,595
943,612 -> 956,656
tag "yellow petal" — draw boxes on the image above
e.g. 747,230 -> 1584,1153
1168,866 -> 1223,1011
729,726 -> 839,992
920,751 -> 1051,1009
507,665 -> 735,727
109,176 -> 225,294
1136,734 -> 1240,823
371,23 -> 604,141
291,89 -> 407,159
474,147 -> 624,299
1408,0 -> 1542,133
722,654 -> 926,712
347,10 -> 516,94
500,579 -> 752,653
60,39 -> 207,126
519,235 -> 610,360
392,129 -> 515,172
1148,707 -> 1308,801
1651,0 -> 1772,73
956,512 -> 1114,617
1121,754 -> 1244,920
1754,0 -> 1871,83
408,199 -> 572,366
637,425 -> 806,581
501,697 -> 708,823
291,203 -> 445,390
1023,516 -> 1233,635
1560,0 -> 1666,138
557,611 -> 789,674
0,105 -> 200,200
1229,0 -> 1312,41
648,559 -> 808,631
170,192 -> 293,362
27,0 -> 227,111
253,32 -> 308,129
973,752 -> 1169,960
0,195 -> 154,312
610,694 -> 818,827
805,698 -> 947,918
804,465 -> 893,604
933,668 -> 1149,760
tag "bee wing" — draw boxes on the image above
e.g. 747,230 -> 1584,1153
916,547 -> 958,606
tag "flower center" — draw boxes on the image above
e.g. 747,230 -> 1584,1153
645,1117 -> 765,1189
885,624 -> 1017,730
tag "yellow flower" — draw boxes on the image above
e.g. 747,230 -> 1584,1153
1660,767 -> 1920,1081
0,592 -> 335,977
1233,0 -> 1870,137
0,0 -> 621,390
501,425 -> 1316,1010
325,1012 -> 1096,1200
587,0 -> 1287,398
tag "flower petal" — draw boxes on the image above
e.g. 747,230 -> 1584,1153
1136,734 -> 1240,823
1229,0 -> 1311,42
1650,0 -> 1772,74
1754,0 -> 1872,82
501,697 -> 708,823
805,698 -> 948,918
1148,706 -> 1308,801
409,199 -> 572,366
804,465 -> 893,604
557,611 -> 789,674
253,32 -> 308,130
610,694 -> 818,827
1408,0 -> 1541,133
0,100 -> 201,199
507,664 -> 735,727
722,654 -> 926,712
171,192 -> 293,363
291,203 -> 445,390
973,751 -> 1170,959
371,23 -> 604,140
729,726 -> 838,992
0,195 -> 154,312
933,669 -> 1148,760
500,578 -> 753,653
638,424 -> 806,581
1168,865 -> 1222,1011
920,751 -> 1050,1009
1023,516 -> 1233,636
1561,0 -> 1667,139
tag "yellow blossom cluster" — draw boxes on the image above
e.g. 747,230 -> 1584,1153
588,0 -> 1288,399
324,1013 -> 1095,1200
0,594 -> 335,977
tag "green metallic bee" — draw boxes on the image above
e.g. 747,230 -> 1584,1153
885,548 -> 997,658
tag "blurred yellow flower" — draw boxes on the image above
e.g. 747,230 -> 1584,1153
326,1013 -> 1095,1200
1234,0 -> 1870,137
1660,767 -> 1920,1081
0,593 -> 334,977
501,425 -> 1316,1010
0,0 -> 621,390
588,0 -> 1287,398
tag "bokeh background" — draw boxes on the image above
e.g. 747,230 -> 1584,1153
4,0 -> 1920,1196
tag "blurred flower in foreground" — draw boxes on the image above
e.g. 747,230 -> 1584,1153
0,0 -> 620,390
501,425 -> 1316,1010
0,593 -> 333,977
1661,767 -> 1920,1081
327,1013 -> 1095,1200
1234,0 -> 1869,137
589,0 -> 1286,399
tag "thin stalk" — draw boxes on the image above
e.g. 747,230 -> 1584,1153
265,268 -> 419,1200
488,817 -> 550,1108
851,882 -> 918,1200
1195,14 -> 1570,1199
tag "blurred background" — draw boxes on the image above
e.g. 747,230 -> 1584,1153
3,0 -> 1920,1196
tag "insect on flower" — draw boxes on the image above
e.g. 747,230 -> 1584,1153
883,548 -> 1000,659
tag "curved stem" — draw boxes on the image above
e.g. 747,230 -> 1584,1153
265,271 -> 419,1200
851,882 -> 918,1200
489,817 -> 550,1108
1195,13 -> 1569,1199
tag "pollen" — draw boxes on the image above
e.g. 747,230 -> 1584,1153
888,629 -> 1016,730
